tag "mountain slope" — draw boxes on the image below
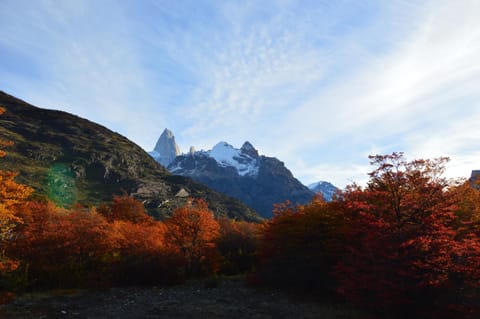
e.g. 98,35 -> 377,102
0,91 -> 260,221
166,140 -> 314,218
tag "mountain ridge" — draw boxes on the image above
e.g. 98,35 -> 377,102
156,136 -> 315,218
0,91 -> 261,221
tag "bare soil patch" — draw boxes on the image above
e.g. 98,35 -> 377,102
0,277 -> 359,319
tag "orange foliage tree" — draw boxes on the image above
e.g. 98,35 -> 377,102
10,201 -> 113,288
164,199 -> 220,276
7,195 -> 176,288
107,220 -> 173,285
450,180 -> 480,235
0,106 -> 33,274
98,194 -> 152,224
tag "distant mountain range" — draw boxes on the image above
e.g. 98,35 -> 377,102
151,129 -> 338,218
308,181 -> 338,201
0,91 -> 260,221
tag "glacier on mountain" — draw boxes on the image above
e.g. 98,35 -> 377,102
207,141 -> 259,177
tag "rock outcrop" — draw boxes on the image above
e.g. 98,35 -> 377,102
150,128 -> 181,167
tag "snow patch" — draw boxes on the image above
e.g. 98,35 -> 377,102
208,142 -> 259,176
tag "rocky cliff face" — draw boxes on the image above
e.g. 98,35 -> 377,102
149,128 -> 181,167
165,140 -> 314,218
0,91 -> 260,221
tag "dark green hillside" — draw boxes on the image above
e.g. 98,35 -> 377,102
0,91 -> 260,221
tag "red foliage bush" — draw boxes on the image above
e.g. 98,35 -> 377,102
254,196 -> 346,296
336,153 -> 480,318
252,153 -> 480,318
216,218 -> 261,275
98,194 -> 152,224
10,201 -> 112,288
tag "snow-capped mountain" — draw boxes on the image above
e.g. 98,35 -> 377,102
185,141 -> 259,176
308,181 -> 338,201
150,130 -> 313,218
149,129 -> 338,218
168,141 -> 261,178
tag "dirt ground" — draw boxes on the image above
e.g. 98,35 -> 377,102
0,277 -> 360,319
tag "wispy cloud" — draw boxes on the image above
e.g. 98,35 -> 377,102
270,0 -> 480,186
0,0 -> 169,145
1,0 -> 479,188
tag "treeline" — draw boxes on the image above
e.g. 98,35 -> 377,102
1,106 -> 261,294
254,153 -> 480,319
1,195 -> 259,291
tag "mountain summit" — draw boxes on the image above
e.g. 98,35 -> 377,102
240,141 -> 259,158
150,128 -> 181,167
151,133 -> 314,218
206,141 -> 260,177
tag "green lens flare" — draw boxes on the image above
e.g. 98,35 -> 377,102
46,163 -> 77,206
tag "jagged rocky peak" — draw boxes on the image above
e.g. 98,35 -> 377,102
151,128 -> 181,167
189,146 -> 196,155
241,141 -> 259,158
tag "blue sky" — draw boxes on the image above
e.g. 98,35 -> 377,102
1,0 -> 480,188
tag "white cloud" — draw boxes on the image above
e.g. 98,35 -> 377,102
0,0 -> 171,148
1,0 -> 479,188
272,0 -> 480,186
294,160 -> 372,189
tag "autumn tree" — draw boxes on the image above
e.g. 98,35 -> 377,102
0,106 -> 33,274
337,153 -> 480,318
9,201 -> 114,288
446,181 -> 480,315
254,196 -> 345,295
108,220 -> 171,285
9,197 -> 172,289
164,199 -> 220,276
98,194 -> 152,224
216,218 -> 261,275
450,180 -> 480,235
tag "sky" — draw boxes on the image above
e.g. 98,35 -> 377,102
1,0 -> 480,188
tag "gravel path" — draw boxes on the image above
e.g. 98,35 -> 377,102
0,277 -> 360,319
